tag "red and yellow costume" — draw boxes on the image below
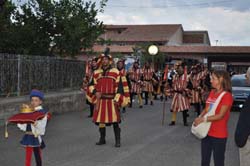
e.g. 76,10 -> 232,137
189,72 -> 202,104
142,64 -> 155,105
87,53 -> 129,147
117,59 -> 130,112
171,73 -> 191,112
128,62 -> 143,107
129,66 -> 143,94
89,66 -> 129,124
167,62 -> 190,126
200,66 -> 211,106
142,66 -> 154,92
188,65 -> 203,116
82,57 -> 100,117
118,69 -> 130,100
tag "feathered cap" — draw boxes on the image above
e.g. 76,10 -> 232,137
99,47 -> 113,65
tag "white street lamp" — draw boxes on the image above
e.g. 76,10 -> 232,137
148,45 -> 159,69
148,45 -> 159,55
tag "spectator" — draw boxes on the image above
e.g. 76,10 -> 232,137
193,70 -> 233,166
235,67 -> 250,166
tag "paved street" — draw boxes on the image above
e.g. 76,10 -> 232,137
0,98 -> 240,166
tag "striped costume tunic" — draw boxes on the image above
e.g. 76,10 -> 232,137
200,69 -> 210,102
171,74 -> 190,112
200,69 -> 208,80
89,66 -> 129,124
118,68 -> 130,100
128,67 -> 143,94
189,73 -> 202,104
142,67 -> 154,92
85,69 -> 97,104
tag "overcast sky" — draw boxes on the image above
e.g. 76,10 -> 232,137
95,0 -> 250,46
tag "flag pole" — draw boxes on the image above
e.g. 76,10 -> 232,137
161,64 -> 168,126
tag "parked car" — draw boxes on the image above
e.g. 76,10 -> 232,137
231,74 -> 250,111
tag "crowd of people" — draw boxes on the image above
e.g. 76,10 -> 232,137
83,55 -> 212,125
81,53 -> 213,148
9,52 -> 249,166
81,53 -> 250,166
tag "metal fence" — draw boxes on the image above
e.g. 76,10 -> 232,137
0,54 -> 86,97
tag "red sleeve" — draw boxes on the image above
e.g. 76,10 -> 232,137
220,92 -> 233,106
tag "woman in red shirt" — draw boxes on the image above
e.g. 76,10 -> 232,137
194,70 -> 233,166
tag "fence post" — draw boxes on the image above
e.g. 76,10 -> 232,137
17,54 -> 21,96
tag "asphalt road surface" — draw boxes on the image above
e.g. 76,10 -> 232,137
0,98 -> 240,166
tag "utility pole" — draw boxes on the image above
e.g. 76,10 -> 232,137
215,40 -> 218,46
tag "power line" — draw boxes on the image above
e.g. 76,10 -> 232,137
105,0 -> 233,9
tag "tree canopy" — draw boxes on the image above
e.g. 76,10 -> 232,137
0,0 -> 107,57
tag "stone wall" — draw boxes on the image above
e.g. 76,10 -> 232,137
0,91 -> 86,126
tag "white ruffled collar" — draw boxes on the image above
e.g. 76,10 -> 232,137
34,106 -> 43,111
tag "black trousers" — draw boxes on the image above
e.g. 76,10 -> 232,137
130,93 -> 134,106
201,136 -> 227,166
34,147 -> 42,166
89,103 -> 94,116
144,92 -> 148,104
193,103 -> 201,116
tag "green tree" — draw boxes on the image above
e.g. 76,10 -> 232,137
0,0 -> 16,53
52,0 -> 106,57
132,43 -> 166,70
0,0 -> 107,57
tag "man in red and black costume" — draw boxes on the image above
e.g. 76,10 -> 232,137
88,53 -> 130,147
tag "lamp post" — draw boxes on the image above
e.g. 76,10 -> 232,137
148,45 -> 159,70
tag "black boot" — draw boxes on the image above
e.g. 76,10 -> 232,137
144,92 -> 148,105
129,103 -> 132,108
122,107 -> 126,113
129,93 -> 133,107
113,125 -> 121,147
33,147 -> 42,166
195,103 -> 201,117
96,128 -> 106,145
160,95 -> 163,101
182,110 -> 188,126
169,121 -> 175,126
88,104 -> 94,118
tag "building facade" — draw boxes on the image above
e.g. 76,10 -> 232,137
90,24 -> 250,73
